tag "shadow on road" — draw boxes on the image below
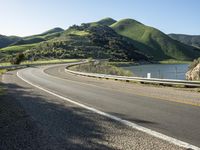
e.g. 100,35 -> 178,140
0,82 -> 115,150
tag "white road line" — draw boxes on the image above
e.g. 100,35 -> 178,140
17,69 -> 200,150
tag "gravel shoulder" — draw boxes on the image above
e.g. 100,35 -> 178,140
0,69 -> 187,150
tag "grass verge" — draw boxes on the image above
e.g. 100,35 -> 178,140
0,69 -> 7,75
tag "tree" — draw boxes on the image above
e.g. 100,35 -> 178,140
10,53 -> 25,65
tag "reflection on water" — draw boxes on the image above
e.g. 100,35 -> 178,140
122,64 -> 189,80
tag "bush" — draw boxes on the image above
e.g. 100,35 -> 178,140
10,53 -> 25,65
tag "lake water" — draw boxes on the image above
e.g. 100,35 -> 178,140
122,64 -> 189,80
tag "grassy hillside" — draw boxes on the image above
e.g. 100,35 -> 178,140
23,23 -> 148,61
0,44 -> 37,62
1,18 -> 200,63
168,34 -> 200,48
0,35 -> 21,48
111,19 -> 200,61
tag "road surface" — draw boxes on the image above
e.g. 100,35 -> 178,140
2,63 -> 200,149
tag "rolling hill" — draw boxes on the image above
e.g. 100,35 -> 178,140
111,19 -> 200,61
0,35 -> 21,48
23,23 -> 148,61
168,34 -> 200,48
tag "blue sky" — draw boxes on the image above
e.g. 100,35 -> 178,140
0,0 -> 199,36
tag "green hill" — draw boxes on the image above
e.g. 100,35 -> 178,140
38,27 -> 64,36
23,23 -> 148,61
1,18 -> 200,63
168,34 -> 200,48
0,35 -> 21,48
111,19 -> 200,61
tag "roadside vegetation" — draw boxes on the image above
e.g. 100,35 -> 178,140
70,61 -> 133,76
0,69 -> 7,75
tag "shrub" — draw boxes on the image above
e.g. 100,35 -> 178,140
10,53 -> 25,65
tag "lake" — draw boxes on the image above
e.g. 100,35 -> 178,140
122,64 -> 189,80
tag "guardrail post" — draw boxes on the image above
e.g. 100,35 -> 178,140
147,73 -> 151,79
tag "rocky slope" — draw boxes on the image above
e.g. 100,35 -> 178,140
186,63 -> 200,80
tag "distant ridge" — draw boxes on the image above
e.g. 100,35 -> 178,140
12,27 -> 64,46
0,35 -> 21,48
168,33 -> 200,48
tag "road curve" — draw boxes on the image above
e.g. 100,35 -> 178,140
1,62 -> 199,149
13,63 -> 200,148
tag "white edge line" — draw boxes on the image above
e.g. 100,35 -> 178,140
17,69 -> 200,150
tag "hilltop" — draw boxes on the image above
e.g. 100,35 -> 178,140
111,19 -> 200,60
96,17 -> 117,26
168,34 -> 200,48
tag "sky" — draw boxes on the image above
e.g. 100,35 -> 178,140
0,0 -> 199,36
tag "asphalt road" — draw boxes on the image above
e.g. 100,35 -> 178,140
3,64 -> 200,149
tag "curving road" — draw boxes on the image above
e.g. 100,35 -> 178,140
3,63 -> 200,149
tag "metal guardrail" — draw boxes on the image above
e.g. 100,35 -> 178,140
65,63 -> 200,88
0,64 -> 27,70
